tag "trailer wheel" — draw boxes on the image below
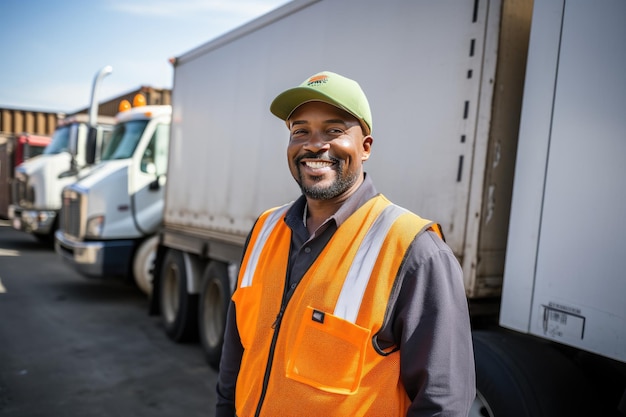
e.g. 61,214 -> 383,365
132,235 -> 158,295
198,261 -> 230,370
471,330 -> 593,417
159,249 -> 198,342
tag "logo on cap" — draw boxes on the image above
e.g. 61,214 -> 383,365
307,75 -> 329,87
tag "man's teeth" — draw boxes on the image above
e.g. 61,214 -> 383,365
305,161 -> 333,168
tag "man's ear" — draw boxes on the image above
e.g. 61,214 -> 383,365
362,135 -> 373,161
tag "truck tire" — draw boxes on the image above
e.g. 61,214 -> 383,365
198,261 -> 230,370
471,330 -> 593,417
159,249 -> 198,342
132,235 -> 158,295
33,218 -> 58,248
34,231 -> 55,247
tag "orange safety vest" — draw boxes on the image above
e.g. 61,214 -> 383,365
232,194 -> 441,417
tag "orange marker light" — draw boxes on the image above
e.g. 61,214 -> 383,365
133,94 -> 146,107
119,100 -> 131,112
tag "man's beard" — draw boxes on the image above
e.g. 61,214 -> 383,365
296,157 -> 360,200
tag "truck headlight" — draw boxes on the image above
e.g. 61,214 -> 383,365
86,215 -> 105,238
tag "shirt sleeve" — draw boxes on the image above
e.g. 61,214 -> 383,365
215,298 -> 243,417
215,224 -> 258,417
391,231 -> 476,416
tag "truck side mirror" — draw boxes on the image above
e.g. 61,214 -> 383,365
149,175 -> 162,191
85,127 -> 98,165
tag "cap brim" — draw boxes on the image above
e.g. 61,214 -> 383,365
270,87 -> 349,121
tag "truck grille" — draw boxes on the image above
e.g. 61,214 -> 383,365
60,188 -> 83,238
12,174 -> 34,208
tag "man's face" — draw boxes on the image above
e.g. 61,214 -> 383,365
287,101 -> 372,201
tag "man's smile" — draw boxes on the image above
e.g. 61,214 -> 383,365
302,160 -> 334,169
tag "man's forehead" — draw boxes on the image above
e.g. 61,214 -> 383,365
288,101 -> 359,124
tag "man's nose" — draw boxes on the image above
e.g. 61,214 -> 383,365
304,131 -> 330,151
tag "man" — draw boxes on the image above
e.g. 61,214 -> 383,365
216,71 -> 475,416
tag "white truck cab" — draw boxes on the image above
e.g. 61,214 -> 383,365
9,114 -> 115,243
55,102 -> 172,294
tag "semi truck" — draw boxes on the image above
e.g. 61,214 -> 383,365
149,0 -> 626,415
0,133 -> 51,219
54,101 -> 172,295
8,115 -> 114,243
8,66 -> 116,244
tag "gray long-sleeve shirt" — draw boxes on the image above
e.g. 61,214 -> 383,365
216,174 -> 475,416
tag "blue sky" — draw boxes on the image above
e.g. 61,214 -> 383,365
0,0 -> 291,113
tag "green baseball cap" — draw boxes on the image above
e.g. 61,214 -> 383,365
270,71 -> 372,134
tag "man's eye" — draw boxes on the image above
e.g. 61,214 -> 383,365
290,129 -> 308,138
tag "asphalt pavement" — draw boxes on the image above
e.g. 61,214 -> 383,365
0,221 -> 218,417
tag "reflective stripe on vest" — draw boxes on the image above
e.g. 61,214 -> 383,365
334,203 -> 408,323
239,202 -> 408,322
240,204 -> 291,288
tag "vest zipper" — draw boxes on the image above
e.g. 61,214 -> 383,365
254,266 -> 292,417
271,307 -> 285,329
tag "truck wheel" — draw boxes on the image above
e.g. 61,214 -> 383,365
33,219 -> 58,248
132,235 -> 158,295
159,249 -> 198,342
471,330 -> 593,417
34,232 -> 54,247
198,261 -> 230,370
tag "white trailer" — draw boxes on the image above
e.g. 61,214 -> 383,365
489,1 -> 626,415
150,0 -> 625,415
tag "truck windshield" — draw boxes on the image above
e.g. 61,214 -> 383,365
101,120 -> 149,160
25,144 -> 47,159
43,125 -> 72,155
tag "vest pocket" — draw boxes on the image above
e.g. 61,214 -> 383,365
286,306 -> 370,394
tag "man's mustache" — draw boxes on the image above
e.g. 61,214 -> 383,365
295,152 -> 338,164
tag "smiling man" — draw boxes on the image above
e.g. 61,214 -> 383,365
216,71 -> 475,417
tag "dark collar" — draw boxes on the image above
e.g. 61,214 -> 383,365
284,173 -> 378,230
